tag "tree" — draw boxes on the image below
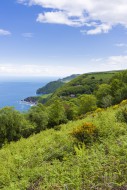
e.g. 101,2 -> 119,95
78,94 -> 97,115
63,101 -> 78,120
0,107 -> 34,146
95,84 -> 112,107
101,95 -> 113,108
48,99 -> 67,127
110,79 -> 123,96
27,104 -> 48,133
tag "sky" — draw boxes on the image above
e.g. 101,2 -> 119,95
0,0 -> 127,77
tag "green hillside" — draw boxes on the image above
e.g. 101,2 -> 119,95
24,71 -> 121,105
1,101 -> 127,189
1,70 -> 127,189
36,74 -> 79,94
50,71 -> 119,98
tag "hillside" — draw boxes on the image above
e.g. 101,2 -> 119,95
1,70 -> 127,189
50,71 -> 118,97
36,74 -> 80,94
23,70 -> 127,107
1,101 -> 127,189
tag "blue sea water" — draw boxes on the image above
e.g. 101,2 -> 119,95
0,77 -> 58,112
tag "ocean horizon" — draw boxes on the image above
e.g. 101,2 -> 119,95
0,76 -> 58,112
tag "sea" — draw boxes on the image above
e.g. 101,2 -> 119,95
0,77 -> 58,112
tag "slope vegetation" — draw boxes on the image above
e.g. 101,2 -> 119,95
1,101 -> 127,189
50,71 -> 118,98
36,74 -> 79,94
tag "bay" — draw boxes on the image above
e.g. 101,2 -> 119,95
0,77 -> 58,112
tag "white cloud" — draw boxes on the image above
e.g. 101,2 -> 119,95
81,23 -> 112,35
115,43 -> 127,47
90,55 -> 127,71
1,55 -> 127,77
0,29 -> 11,36
37,11 -> 83,26
0,64 -> 85,77
91,58 -> 104,62
108,55 -> 127,64
22,33 -> 33,38
18,0 -> 127,34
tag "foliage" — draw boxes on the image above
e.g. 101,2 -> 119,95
38,93 -> 52,104
95,84 -> 112,107
116,108 -> 127,123
44,70 -> 127,109
36,80 -> 64,94
63,100 -> 78,120
27,104 -> 48,132
47,99 -> 67,127
2,70 -> 127,189
70,122 -> 98,144
1,104 -> 127,189
78,94 -> 97,114
0,107 -> 34,147
36,74 -> 79,94
100,94 -> 113,108
48,71 -> 117,101
2,70 -> 127,148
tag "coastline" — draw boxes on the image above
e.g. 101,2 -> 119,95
20,100 -> 37,106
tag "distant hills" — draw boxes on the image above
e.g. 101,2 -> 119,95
36,74 -> 80,94
50,71 -> 117,97
24,70 -> 123,105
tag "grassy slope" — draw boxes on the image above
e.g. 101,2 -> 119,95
36,74 -> 80,94
24,71 -> 120,104
49,71 -> 119,99
85,71 -> 116,80
1,102 -> 127,189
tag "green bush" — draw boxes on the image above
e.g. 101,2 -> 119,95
116,108 -> 127,123
78,94 -> 97,115
0,107 -> 34,147
70,122 -> 98,144
48,99 -> 67,127
27,104 -> 48,133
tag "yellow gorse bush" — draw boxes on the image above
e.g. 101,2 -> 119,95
70,122 -> 98,144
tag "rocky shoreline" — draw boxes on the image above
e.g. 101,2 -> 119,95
20,96 -> 38,106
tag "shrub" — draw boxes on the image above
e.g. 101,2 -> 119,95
0,107 -> 34,147
70,122 -> 98,144
78,94 -> 97,115
113,105 -> 119,109
48,99 -> 67,127
27,104 -> 48,133
116,108 -> 127,123
120,99 -> 127,106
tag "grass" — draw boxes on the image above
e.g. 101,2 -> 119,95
1,102 -> 127,189
38,93 -> 52,103
86,72 -> 117,81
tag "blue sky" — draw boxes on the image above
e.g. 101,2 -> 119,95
0,0 -> 127,77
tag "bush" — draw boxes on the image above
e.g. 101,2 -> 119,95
78,94 -> 97,115
0,107 -> 34,147
116,108 -> 127,123
27,104 -> 48,133
48,99 -> 67,127
70,122 -> 98,144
